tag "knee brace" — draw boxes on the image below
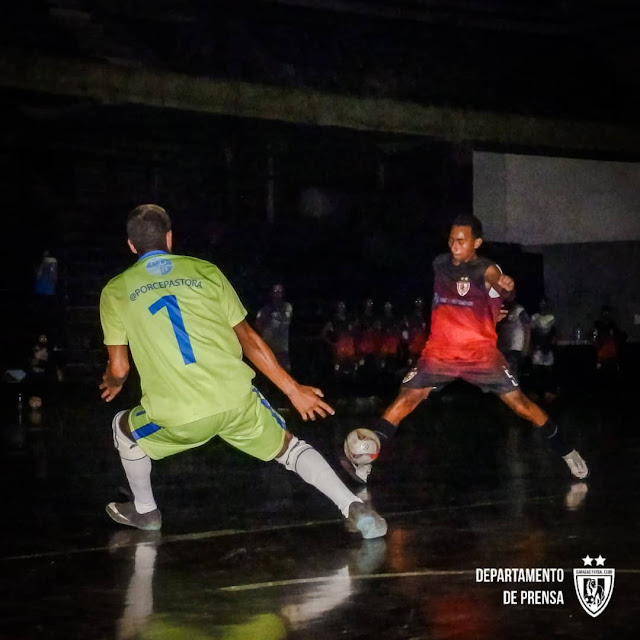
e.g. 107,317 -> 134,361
112,410 -> 147,461
275,436 -> 313,473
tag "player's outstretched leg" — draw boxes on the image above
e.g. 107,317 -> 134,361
107,410 -> 162,531
276,435 -> 387,539
499,390 -> 589,481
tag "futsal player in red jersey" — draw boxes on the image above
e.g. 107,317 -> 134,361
345,215 -> 588,484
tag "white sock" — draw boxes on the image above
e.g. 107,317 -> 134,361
121,456 -> 158,514
276,437 -> 361,517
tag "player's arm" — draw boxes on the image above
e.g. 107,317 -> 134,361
233,319 -> 335,421
100,344 -> 130,402
485,265 -> 515,302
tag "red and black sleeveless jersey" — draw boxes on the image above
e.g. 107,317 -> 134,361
423,253 -> 503,361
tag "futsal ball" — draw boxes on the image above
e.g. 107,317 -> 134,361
344,428 -> 381,466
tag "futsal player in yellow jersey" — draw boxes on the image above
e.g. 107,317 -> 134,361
99,204 -> 386,539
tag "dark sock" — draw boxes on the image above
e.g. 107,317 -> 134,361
539,419 -> 572,457
373,418 -> 398,442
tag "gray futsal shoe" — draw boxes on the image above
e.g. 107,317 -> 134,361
346,501 -> 387,539
562,449 -> 589,480
106,501 -> 162,531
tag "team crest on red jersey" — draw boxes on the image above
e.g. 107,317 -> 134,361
457,277 -> 470,297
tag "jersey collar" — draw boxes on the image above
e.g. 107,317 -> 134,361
451,254 -> 479,267
138,250 -> 169,262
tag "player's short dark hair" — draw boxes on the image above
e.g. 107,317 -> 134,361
127,204 -> 172,254
451,214 -> 483,239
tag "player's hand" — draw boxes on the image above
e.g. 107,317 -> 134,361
99,378 -> 123,402
497,306 -> 509,322
497,274 -> 515,292
287,384 -> 335,421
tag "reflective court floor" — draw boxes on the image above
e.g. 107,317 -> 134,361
1,380 -> 639,639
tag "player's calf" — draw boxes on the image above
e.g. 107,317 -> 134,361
110,410 -> 159,518
276,435 -> 387,538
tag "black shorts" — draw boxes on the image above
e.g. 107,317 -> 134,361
401,350 -> 520,396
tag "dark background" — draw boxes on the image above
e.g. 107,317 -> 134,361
1,0 -> 636,378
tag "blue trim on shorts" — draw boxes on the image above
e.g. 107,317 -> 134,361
135,409 -> 146,417
252,386 -> 286,430
132,421 -> 162,441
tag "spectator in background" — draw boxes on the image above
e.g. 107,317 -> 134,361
530,298 -> 557,403
321,301 -> 358,379
377,301 -> 402,373
255,283 -> 293,372
33,249 -> 61,340
497,300 -> 531,378
530,298 -> 555,346
355,298 -> 379,372
27,332 -> 63,408
402,297 -> 429,368
34,249 -> 58,298
593,304 -> 624,374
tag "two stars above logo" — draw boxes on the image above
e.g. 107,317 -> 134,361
582,555 -> 606,566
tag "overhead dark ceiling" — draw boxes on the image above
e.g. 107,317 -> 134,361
1,0 -> 640,155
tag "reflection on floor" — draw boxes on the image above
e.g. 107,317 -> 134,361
0,380 -> 638,639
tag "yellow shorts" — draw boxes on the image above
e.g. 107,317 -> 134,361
128,387 -> 287,462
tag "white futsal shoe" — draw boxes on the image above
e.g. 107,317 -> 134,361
340,457 -> 373,484
562,449 -> 589,480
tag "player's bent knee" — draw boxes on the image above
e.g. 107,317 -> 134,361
112,410 -> 147,461
275,435 -> 313,472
